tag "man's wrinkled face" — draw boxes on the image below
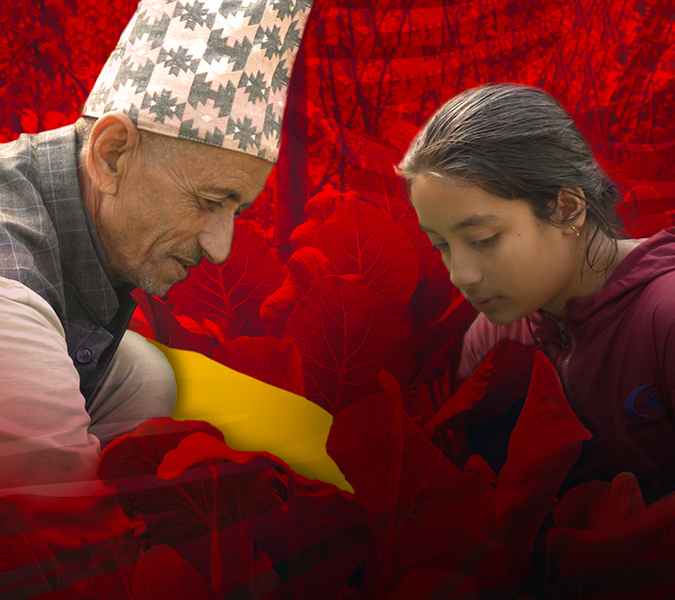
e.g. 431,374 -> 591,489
95,134 -> 272,297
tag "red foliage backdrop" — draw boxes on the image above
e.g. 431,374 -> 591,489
3,0 -> 675,598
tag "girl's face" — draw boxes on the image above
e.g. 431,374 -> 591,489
410,174 -> 583,325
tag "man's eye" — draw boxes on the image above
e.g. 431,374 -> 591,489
472,234 -> 498,248
201,198 -> 221,210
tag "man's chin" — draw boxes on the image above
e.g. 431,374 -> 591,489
130,275 -> 178,298
113,262 -> 188,297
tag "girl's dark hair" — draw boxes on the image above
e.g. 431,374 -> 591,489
397,83 -> 624,271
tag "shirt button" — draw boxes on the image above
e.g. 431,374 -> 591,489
76,347 -> 94,364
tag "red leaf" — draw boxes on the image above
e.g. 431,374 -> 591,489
464,454 -> 498,489
253,487 -> 375,599
0,490 -> 137,600
211,336 -> 305,396
327,390 -> 499,597
345,162 -> 445,291
350,186 -> 417,238
98,419 -> 279,533
406,262 -> 465,331
98,420 -> 283,596
409,286 -> 476,388
552,481 -> 612,529
63,518 -> 151,600
128,306 -> 154,340
312,200 -> 418,311
98,419 -> 225,482
156,432 -> 288,480
260,246 -> 335,338
130,291 -> 218,357
166,525 -> 279,600
495,352 -> 592,578
383,119 -> 419,154
289,189 -> 351,251
343,136 -> 403,206
283,276 -> 415,415
380,565 -> 457,600
130,545 -> 219,600
377,369 -> 404,407
166,223 -> 285,339
153,434 -> 309,599
412,231 -> 449,283
98,419 -> 231,544
451,538 -> 517,598
279,247 -> 334,294
585,472 -> 647,528
0,497 -> 65,600
423,340 -> 540,437
290,220 -> 320,252
546,492 -> 675,599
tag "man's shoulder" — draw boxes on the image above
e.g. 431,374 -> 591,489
0,131 -> 62,305
0,126 -> 77,199
0,131 -> 46,217
0,133 -> 40,184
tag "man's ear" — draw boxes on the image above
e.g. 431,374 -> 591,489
555,187 -> 588,232
85,113 -> 141,196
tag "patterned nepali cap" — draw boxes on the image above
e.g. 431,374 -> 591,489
82,0 -> 313,163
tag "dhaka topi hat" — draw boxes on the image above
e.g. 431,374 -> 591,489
82,0 -> 313,163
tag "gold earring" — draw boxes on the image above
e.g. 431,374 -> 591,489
570,225 -> 580,237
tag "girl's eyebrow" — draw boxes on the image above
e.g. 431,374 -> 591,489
419,214 -> 500,235
452,214 -> 500,231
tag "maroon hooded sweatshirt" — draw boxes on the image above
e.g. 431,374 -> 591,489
458,227 -> 675,498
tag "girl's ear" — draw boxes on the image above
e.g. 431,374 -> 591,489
555,187 -> 588,231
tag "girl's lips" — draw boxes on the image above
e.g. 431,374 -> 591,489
477,297 -> 500,310
466,295 -> 500,310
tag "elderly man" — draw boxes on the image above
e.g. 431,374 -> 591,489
0,0 -> 312,495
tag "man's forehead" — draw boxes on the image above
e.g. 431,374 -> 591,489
170,144 -> 272,193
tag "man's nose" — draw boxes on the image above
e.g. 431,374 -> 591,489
197,212 -> 235,265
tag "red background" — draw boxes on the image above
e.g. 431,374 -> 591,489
2,0 -> 675,240
3,1 -> 675,598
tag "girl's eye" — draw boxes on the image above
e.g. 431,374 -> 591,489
471,234 -> 498,248
432,242 -> 449,252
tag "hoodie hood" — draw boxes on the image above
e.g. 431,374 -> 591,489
529,227 -> 675,343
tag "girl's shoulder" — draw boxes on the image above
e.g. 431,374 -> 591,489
614,231 -> 675,315
633,267 -> 675,327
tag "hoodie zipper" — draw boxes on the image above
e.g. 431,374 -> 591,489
555,318 -> 568,349
544,311 -> 576,398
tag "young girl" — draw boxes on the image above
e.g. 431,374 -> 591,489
398,83 -> 675,500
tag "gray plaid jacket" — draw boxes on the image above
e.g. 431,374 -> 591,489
0,125 -> 137,402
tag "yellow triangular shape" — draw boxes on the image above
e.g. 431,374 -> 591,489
148,340 -> 353,493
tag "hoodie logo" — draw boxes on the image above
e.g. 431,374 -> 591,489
623,383 -> 666,420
